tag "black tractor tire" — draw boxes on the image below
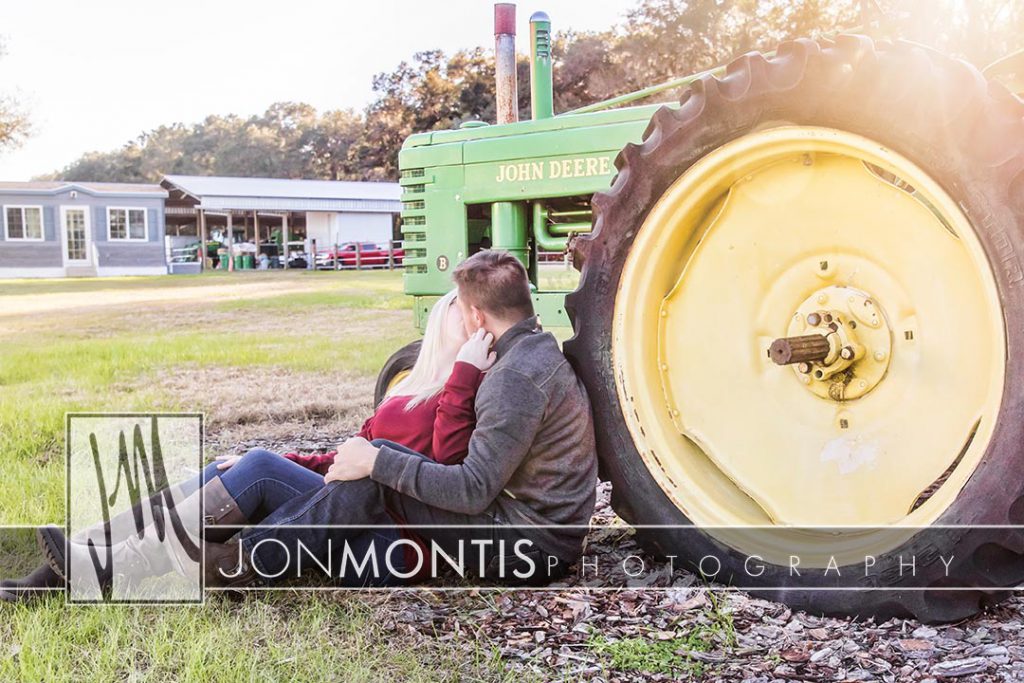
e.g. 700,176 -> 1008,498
373,340 -> 422,408
564,35 -> 1024,623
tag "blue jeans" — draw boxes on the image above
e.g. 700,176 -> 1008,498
175,448 -> 404,586
238,442 -> 428,587
197,449 -> 325,522
239,440 -> 565,588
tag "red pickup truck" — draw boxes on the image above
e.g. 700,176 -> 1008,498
316,242 -> 404,269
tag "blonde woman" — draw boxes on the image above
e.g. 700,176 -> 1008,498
280,287 -> 493,472
5,290 -> 494,601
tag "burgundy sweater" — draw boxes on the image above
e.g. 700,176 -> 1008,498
284,361 -> 483,472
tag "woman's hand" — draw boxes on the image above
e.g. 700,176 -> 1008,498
456,329 -> 496,370
214,454 -> 243,470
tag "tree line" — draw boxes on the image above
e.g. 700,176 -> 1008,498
2,0 -> 1019,183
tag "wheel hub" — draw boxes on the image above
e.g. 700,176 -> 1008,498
771,286 -> 892,401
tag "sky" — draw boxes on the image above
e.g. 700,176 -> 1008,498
0,0 -> 633,180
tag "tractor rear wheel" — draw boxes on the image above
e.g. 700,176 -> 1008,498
373,340 -> 421,407
565,36 -> 1024,622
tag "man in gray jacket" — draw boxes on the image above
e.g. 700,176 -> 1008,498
214,250 -> 598,586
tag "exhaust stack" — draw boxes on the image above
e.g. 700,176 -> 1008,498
494,3 -> 519,125
530,11 -> 553,119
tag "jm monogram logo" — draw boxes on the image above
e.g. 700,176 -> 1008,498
66,413 -> 204,604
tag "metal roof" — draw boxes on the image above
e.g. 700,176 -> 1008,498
0,181 -> 167,197
162,175 -> 401,213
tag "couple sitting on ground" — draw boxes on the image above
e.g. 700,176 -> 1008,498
2,250 -> 598,601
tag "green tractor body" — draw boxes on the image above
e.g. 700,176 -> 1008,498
399,103 -> 657,328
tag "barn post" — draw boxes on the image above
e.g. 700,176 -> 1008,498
227,212 -> 234,272
282,213 -> 290,269
198,209 -> 207,272
253,210 -> 261,267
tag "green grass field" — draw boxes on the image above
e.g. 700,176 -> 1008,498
0,270 -> 419,524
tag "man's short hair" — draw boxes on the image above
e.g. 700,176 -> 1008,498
452,250 -> 534,321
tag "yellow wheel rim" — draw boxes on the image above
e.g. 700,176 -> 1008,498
385,369 -> 412,395
613,127 -> 1006,565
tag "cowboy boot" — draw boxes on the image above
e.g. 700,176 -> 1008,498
204,540 -> 260,589
39,477 -> 247,594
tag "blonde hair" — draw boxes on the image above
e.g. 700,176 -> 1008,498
387,289 -> 460,409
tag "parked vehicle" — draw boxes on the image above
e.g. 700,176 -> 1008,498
315,242 -> 404,269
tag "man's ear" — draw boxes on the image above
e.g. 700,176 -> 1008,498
470,305 -> 486,330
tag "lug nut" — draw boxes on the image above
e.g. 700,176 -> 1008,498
797,362 -> 811,374
806,312 -> 822,326
840,346 -> 855,361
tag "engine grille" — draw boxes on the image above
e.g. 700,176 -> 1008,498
401,169 -> 428,273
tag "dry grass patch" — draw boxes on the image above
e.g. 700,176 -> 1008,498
143,364 -> 376,452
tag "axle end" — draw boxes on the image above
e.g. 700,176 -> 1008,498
769,334 -> 831,366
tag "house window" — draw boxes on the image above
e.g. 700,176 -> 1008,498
107,208 -> 148,241
4,206 -> 44,241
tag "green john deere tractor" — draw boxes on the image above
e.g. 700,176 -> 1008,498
375,4 -> 1024,622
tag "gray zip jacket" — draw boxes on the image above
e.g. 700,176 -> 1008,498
371,315 -> 598,561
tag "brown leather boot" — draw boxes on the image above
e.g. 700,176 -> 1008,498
204,540 -> 259,589
31,481 -> 195,593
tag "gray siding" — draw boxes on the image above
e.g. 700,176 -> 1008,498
95,242 -> 166,267
43,206 -> 57,241
0,241 -> 62,267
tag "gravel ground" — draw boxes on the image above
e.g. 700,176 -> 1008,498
218,432 -> 1024,682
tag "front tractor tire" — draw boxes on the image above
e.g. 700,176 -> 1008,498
373,340 -> 422,408
565,36 -> 1024,623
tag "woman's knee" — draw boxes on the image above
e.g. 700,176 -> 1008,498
242,448 -> 282,468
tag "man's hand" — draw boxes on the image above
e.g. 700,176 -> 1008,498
456,328 -> 496,370
324,436 -> 380,483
